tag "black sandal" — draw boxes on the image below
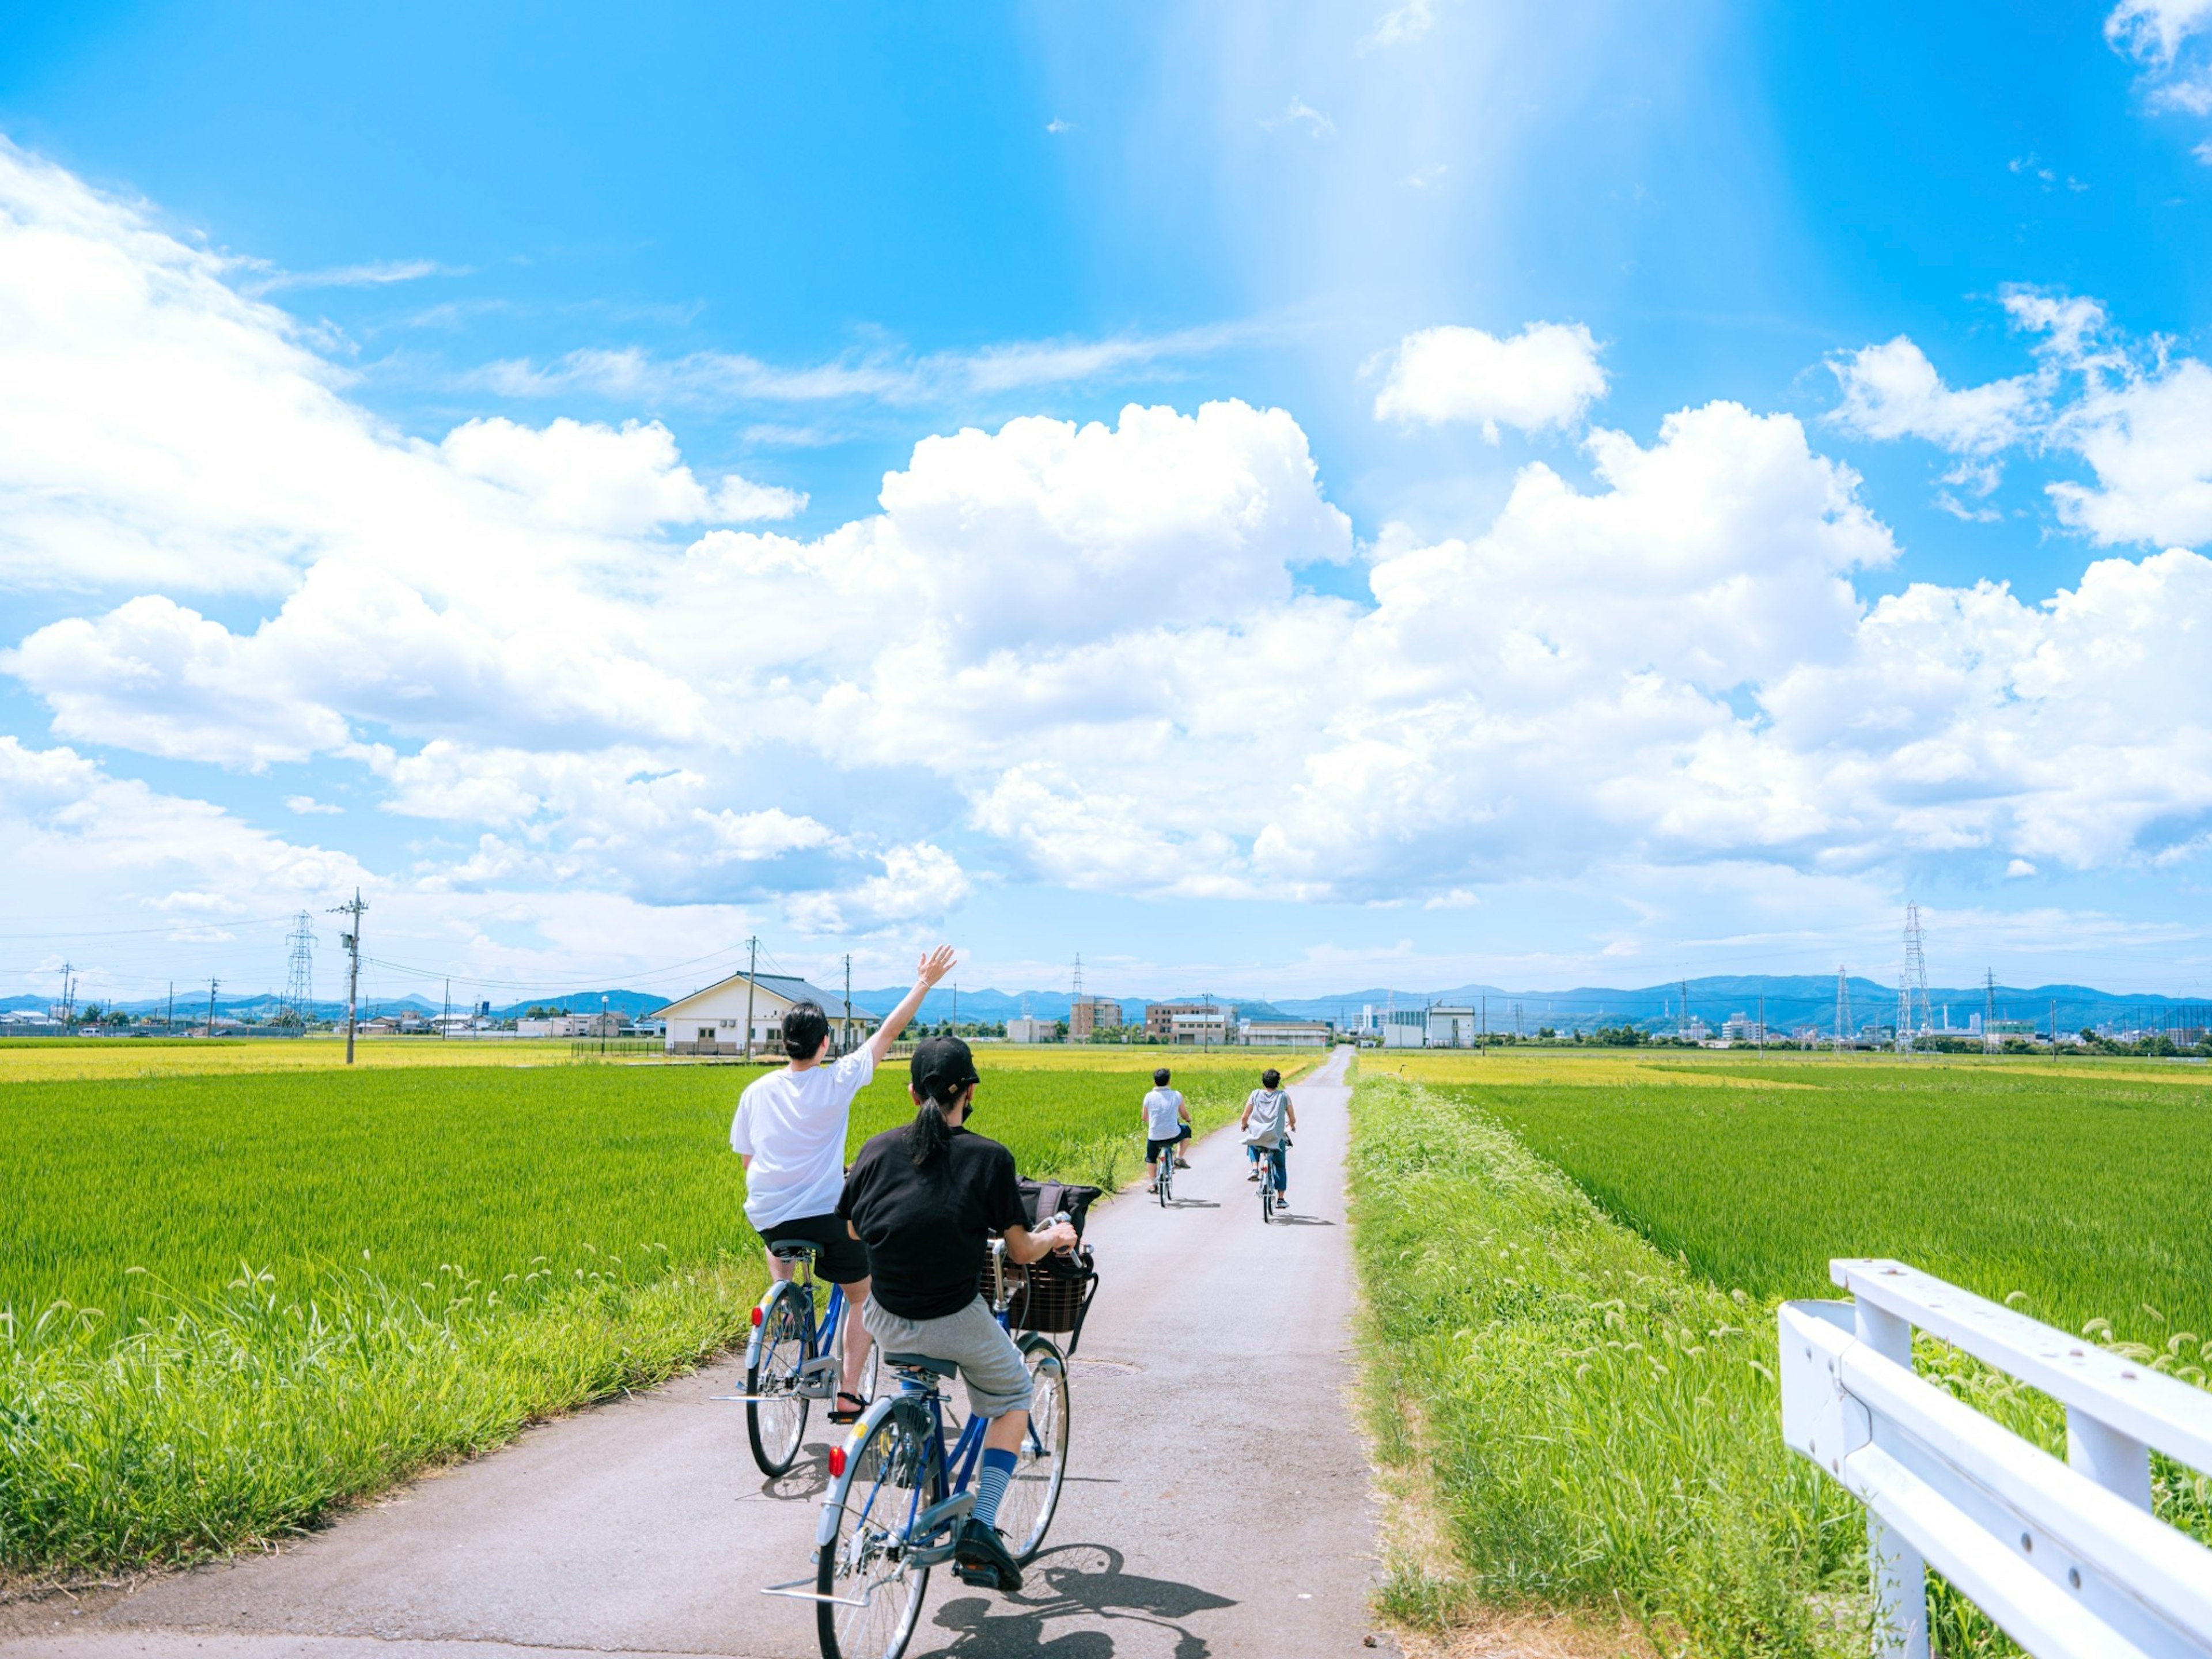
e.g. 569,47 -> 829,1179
828,1392 -> 869,1424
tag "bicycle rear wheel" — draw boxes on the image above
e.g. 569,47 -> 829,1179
817,1401 -> 936,1659
1260,1182 -> 1275,1224
1157,1147 -> 1172,1206
748,1284 -> 812,1477
1000,1337 -> 1070,1562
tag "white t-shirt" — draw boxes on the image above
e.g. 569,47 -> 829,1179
1143,1087 -> 1185,1139
730,1047 -> 877,1230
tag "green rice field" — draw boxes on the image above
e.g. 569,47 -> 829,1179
1350,1054 -> 2212,1659
1,1049 -> 1298,1576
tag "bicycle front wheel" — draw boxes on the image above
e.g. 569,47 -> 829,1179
1001,1337 -> 1070,1562
748,1284 -> 812,1477
817,1400 -> 936,1659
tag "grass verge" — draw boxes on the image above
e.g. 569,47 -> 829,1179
1349,1075 -> 1865,1658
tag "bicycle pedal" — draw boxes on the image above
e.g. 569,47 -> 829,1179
952,1563 -> 1003,1589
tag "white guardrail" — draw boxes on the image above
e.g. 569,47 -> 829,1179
1781,1259 -> 2212,1659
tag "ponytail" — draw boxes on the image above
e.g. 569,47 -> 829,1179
907,1095 -> 956,1166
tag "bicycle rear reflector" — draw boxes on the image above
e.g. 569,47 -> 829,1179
751,1305 -> 763,1325
828,1446 -> 847,1477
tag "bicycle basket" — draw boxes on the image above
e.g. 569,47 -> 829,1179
1004,1247 -> 1094,1335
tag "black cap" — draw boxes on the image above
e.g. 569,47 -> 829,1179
912,1035 -> 980,1104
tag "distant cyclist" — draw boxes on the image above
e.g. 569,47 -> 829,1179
1142,1067 -> 1193,1193
1240,1067 -> 1296,1200
838,1035 -> 1079,1594
729,945 -> 953,1423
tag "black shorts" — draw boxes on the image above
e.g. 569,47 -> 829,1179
759,1212 -> 872,1285
1146,1128 -> 1192,1160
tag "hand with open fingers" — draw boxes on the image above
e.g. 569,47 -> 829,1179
915,945 -> 958,987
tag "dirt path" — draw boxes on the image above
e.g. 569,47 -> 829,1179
3,1048 -> 1386,1659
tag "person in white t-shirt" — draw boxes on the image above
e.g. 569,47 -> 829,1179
1142,1067 -> 1194,1192
730,944 -> 955,1421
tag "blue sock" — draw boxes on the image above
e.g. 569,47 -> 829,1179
973,1446 -> 1018,1530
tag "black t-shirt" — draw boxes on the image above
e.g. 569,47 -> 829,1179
837,1123 -> 1029,1320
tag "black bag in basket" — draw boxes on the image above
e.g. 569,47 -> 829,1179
1017,1177 -> 1103,1237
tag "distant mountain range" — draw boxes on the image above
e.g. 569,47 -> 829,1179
7,974 -> 2202,1035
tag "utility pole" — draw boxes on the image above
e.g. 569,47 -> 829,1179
1480,994 -> 1487,1055
2051,997 -> 2059,1062
166,980 -> 174,1035
741,936 -> 759,1062
204,978 -> 219,1039
442,978 -> 450,1041
1758,991 -> 1766,1055
1834,966 -> 1851,1052
843,953 -> 853,1056
601,992 -> 609,1056
330,888 -> 367,1065
1680,978 -> 1691,1042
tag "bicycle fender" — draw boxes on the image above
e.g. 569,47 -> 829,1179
745,1282 -> 794,1369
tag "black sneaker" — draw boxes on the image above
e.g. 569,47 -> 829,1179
952,1517 -> 1024,1593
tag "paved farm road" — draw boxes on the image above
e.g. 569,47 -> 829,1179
6,1048 -> 1386,1659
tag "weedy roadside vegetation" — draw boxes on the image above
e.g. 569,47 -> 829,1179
1355,1056 -> 2212,1658
1,1052 -> 1304,1575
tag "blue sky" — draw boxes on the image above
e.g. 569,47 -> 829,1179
4,0 -> 2212,1010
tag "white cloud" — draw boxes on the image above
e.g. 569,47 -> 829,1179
9,145 -> 2212,961
1826,337 -> 2037,454
245,259 -> 453,296
1361,0 -> 1435,51
1261,99 -> 1336,138
285,795 -> 343,815
2049,359 -> 2212,546
1373,322 -> 1608,439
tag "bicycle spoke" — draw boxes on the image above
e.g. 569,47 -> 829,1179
818,1404 -> 934,1659
747,1289 -> 812,1476
999,1341 -> 1069,1562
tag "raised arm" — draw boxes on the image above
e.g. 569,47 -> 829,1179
867,945 -> 957,1061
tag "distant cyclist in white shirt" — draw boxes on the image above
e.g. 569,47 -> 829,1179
730,945 -> 954,1422
1142,1067 -> 1193,1192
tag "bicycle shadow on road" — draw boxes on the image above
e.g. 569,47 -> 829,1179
1160,1197 -> 1220,1210
1263,1213 -> 1334,1226
912,1541 -> 1234,1659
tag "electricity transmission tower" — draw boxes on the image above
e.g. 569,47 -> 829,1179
1984,967 -> 1999,1054
1902,903 -> 1934,1040
330,889 -> 368,1065
1834,966 -> 1853,1050
284,911 -> 316,1029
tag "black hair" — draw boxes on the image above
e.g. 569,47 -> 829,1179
782,1001 -> 831,1060
1153,1067 -> 1171,1087
907,1036 -> 980,1166
1261,1067 -> 1281,1089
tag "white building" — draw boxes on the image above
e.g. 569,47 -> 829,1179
656,972 -> 877,1057
1721,1013 -> 1768,1045
1381,1007 -> 1427,1048
1006,1016 -> 1059,1044
1238,1019 -> 1333,1048
1425,1005 -> 1480,1047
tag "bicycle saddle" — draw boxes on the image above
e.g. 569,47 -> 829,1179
767,1241 -> 821,1262
884,1351 -> 960,1378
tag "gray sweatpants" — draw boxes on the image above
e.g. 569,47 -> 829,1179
862,1294 -> 1033,1418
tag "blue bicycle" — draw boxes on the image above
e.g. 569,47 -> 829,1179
745,1241 -> 879,1478
797,1239 -> 1073,1659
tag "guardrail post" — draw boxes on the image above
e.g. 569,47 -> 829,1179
1855,1299 -> 1929,1659
2066,1407 -> 2153,1512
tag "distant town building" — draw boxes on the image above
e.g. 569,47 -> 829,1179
656,972 -> 876,1057
1238,1018 -> 1332,1048
1146,1001 -> 1236,1045
1381,1007 -> 1427,1048
1069,997 -> 1123,1039
1425,1005 -> 1479,1047
1721,1013 -> 1768,1045
1006,1016 -> 1059,1044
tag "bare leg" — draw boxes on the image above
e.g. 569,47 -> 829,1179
766,1248 -> 793,1282
983,1408 -> 1030,1456
839,1277 -> 874,1396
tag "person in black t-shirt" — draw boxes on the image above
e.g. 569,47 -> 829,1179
838,1035 -> 1077,1595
